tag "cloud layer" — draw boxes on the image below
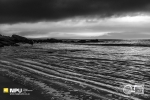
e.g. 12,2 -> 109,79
1,0 -> 150,23
1,16 -> 150,39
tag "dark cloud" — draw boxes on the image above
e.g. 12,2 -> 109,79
0,0 -> 150,23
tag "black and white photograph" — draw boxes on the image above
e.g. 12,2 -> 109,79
0,0 -> 150,100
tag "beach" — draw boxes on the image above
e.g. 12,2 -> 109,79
0,42 -> 150,100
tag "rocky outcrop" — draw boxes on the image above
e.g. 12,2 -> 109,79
0,34 -> 32,47
0,35 -> 17,47
12,34 -> 30,43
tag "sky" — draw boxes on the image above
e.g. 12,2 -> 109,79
0,0 -> 150,39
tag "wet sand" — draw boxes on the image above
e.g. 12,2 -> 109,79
0,43 -> 150,100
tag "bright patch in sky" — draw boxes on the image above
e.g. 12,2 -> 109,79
70,32 -> 109,37
114,15 -> 150,22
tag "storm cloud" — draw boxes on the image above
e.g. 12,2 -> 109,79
1,0 -> 150,23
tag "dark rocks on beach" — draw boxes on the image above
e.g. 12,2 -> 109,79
0,35 -> 16,47
0,43 -> 4,47
12,34 -> 34,45
0,34 -> 32,47
12,34 -> 30,43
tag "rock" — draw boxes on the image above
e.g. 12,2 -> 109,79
12,34 -> 29,43
12,34 -> 33,45
0,34 -> 33,47
0,43 -> 4,47
0,35 -> 18,47
0,41 -> 11,46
